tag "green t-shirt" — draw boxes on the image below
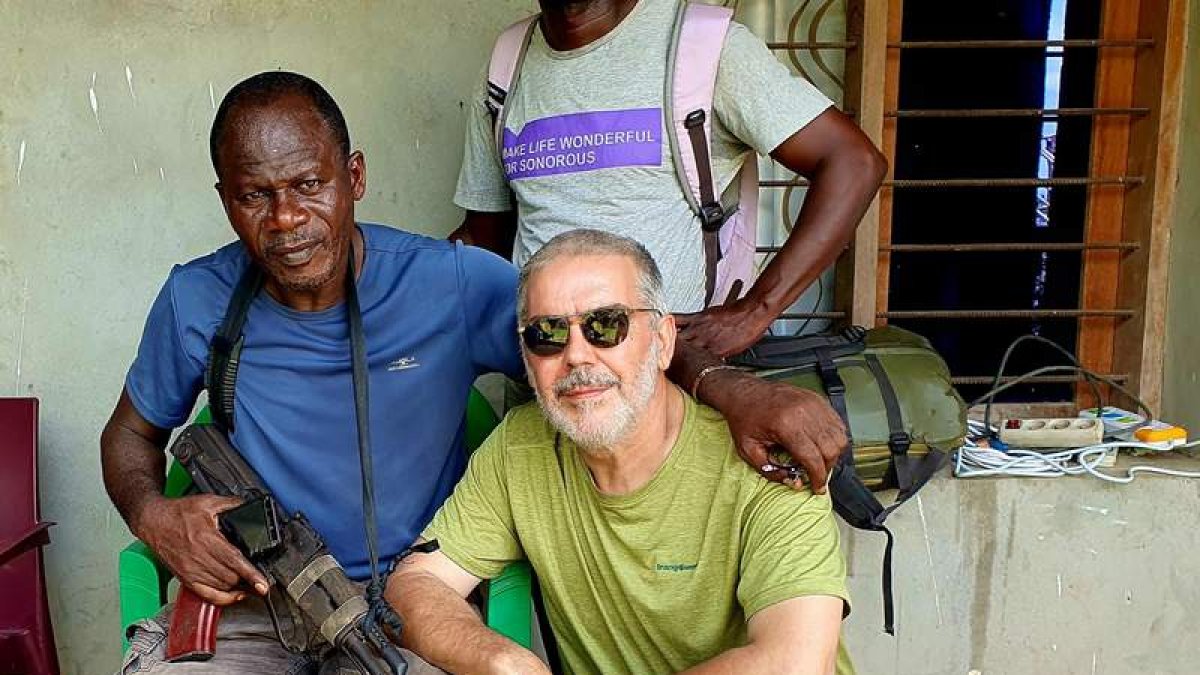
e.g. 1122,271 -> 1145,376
424,395 -> 855,675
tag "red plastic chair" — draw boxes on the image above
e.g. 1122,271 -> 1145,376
0,398 -> 59,675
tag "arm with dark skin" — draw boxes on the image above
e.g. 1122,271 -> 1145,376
677,109 -> 888,357
101,389 -> 269,605
450,209 -> 517,260
668,338 -> 846,492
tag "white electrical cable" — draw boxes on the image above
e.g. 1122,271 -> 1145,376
955,434 -> 1200,484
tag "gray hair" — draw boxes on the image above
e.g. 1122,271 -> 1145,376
517,229 -> 667,322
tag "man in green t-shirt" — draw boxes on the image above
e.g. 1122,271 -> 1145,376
386,230 -> 854,675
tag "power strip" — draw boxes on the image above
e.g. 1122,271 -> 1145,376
999,418 -> 1105,448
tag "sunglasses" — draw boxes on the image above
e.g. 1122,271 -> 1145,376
520,305 -> 660,357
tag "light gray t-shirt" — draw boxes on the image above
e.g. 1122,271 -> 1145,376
455,0 -> 833,312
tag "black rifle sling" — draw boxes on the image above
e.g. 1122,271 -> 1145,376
345,252 -> 409,675
813,348 -> 897,635
206,264 -> 265,433
683,109 -> 726,306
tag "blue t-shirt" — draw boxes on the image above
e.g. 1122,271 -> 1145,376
126,223 -> 524,579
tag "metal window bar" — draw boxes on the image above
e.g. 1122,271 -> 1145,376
883,242 -> 1139,253
760,176 -> 1144,188
756,242 -> 1139,253
766,38 -> 1153,50
776,310 -> 1133,320
952,374 -> 1128,385
878,309 -> 1134,320
890,38 -> 1154,49
886,107 -> 1149,118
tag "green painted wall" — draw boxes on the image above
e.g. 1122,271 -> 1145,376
0,2 -> 532,672
1163,0 -> 1200,434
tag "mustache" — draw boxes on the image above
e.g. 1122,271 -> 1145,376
554,367 -> 619,396
264,230 -> 324,254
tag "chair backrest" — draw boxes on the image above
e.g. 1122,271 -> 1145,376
465,387 -> 500,454
0,398 -> 59,675
0,399 -> 38,550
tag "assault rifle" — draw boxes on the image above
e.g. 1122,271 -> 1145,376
163,424 -> 409,674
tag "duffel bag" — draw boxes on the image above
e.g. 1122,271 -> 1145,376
731,325 -> 967,633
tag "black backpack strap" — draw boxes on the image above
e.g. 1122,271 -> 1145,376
205,264 -> 265,433
683,109 -> 727,305
814,347 -> 897,635
826,460 -> 896,635
879,525 -> 896,634
813,348 -> 850,431
862,353 -> 948,502
732,326 -> 867,370
863,353 -> 913,493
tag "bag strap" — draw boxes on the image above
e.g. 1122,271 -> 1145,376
861,353 -> 947,502
813,347 -> 897,635
863,353 -> 913,493
666,1 -> 733,304
205,263 -> 264,433
731,325 -> 867,370
486,16 -> 540,150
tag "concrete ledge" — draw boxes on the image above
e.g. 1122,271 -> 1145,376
839,459 -> 1200,674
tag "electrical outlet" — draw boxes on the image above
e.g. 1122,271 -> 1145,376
999,418 -> 1105,448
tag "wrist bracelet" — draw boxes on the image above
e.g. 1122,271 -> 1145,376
690,363 -> 742,400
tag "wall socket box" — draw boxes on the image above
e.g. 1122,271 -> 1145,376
999,418 -> 1105,448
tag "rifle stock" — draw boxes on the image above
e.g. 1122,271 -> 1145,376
165,587 -> 222,662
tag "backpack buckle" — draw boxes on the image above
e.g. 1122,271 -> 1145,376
888,432 -> 911,455
700,203 -> 725,232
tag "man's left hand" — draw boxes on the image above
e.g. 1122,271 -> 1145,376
676,300 -> 771,358
708,371 -> 848,493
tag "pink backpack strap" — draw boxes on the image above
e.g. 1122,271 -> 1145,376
667,2 -> 749,305
486,15 -> 540,151
668,2 -> 732,218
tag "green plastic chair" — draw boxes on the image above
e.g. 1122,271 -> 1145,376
118,387 -> 535,651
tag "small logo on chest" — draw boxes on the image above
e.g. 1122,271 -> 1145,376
655,562 -> 698,573
387,356 -> 420,372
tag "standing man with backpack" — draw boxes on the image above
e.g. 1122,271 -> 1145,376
450,0 -> 887,359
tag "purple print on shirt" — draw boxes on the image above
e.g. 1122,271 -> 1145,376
502,108 -> 662,181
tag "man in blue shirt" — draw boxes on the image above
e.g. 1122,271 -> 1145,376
103,72 -> 848,673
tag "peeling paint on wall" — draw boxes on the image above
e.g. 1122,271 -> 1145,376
88,71 -> 102,133
16,139 -> 26,185
917,495 -> 944,626
13,277 -> 28,394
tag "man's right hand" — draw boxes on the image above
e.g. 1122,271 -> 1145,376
133,494 -> 271,605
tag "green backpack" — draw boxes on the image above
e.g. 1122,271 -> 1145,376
732,325 -> 967,633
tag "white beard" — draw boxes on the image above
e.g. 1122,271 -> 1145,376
533,340 -> 661,454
